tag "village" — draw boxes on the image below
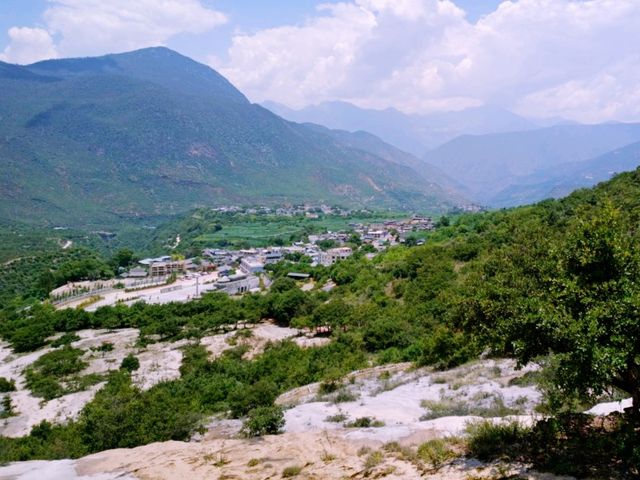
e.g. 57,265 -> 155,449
50,214 -> 435,310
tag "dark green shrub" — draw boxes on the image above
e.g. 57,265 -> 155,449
241,405 -> 285,437
50,332 -> 80,348
120,354 -> 140,372
0,377 -> 16,392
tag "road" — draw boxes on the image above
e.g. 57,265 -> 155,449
61,272 -> 220,311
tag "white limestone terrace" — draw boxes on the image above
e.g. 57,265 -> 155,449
0,322 -> 321,437
278,359 -> 544,444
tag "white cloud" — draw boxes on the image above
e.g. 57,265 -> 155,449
0,27 -> 58,64
2,0 -> 227,63
220,0 -> 640,122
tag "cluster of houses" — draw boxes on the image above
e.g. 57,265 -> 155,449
124,214 -> 435,294
52,213 -> 437,302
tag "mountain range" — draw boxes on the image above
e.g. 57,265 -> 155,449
264,100 -> 640,208
422,123 -> 640,206
0,47 -> 470,228
264,100 -> 539,156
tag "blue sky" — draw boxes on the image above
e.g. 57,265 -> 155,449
1,1 -> 638,123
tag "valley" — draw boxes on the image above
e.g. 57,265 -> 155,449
0,11 -> 639,479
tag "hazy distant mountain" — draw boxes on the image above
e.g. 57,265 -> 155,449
491,140 -> 640,207
423,123 -> 640,205
263,100 -> 537,155
0,48 -> 470,227
302,123 -> 468,201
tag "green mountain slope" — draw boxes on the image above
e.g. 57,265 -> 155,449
0,48 -> 466,228
302,123 -> 468,201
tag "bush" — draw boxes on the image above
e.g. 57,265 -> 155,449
241,405 -> 285,437
1,394 -> 14,418
282,465 -> 303,477
120,354 -> 140,372
417,438 -> 456,469
50,332 -> 80,348
465,420 -> 530,460
24,346 -> 88,400
92,342 -> 114,352
344,417 -> 385,428
325,413 -> 348,423
0,377 -> 16,392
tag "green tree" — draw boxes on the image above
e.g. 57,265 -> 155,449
111,248 -> 136,270
474,204 -> 640,414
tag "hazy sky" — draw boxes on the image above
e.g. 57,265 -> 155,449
1,1 -> 638,123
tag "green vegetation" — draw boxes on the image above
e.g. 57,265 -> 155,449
465,416 -> 639,478
0,247 -> 114,305
120,354 -> 140,372
344,417 -> 385,428
281,465 -> 303,477
147,208 -> 407,254
24,346 -> 93,400
417,438 -> 457,469
241,405 -> 285,437
0,48 -> 461,229
2,167 -> 640,476
420,394 -> 521,420
0,377 -> 16,393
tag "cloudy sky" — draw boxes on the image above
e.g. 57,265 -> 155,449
1,0 -> 639,123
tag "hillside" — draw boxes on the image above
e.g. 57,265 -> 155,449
302,123 -> 468,199
0,48 -> 467,228
422,123 -> 640,205
263,101 -> 537,156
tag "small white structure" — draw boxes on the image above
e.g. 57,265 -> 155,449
240,257 -> 265,274
215,273 -> 260,294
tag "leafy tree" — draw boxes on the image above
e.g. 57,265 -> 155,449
110,248 -> 136,270
473,204 -> 640,414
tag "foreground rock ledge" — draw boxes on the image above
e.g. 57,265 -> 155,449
1,431 -> 574,480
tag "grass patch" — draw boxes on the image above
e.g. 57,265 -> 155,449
325,413 -> 348,423
282,465 -> 303,477
0,377 -> 16,393
321,451 -> 336,463
417,438 -> 457,470
344,416 -> 385,428
420,393 -> 522,420
508,370 -> 542,387
363,450 -> 384,470
332,389 -> 359,403
50,332 -> 80,348
465,420 -> 531,461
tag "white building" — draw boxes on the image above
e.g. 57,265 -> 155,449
239,257 -> 265,274
319,247 -> 353,266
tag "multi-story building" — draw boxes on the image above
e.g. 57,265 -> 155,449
319,247 -> 353,266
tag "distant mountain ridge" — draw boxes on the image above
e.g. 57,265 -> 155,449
422,123 -> 640,206
490,140 -> 640,207
0,48 -> 470,227
263,100 -> 538,156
